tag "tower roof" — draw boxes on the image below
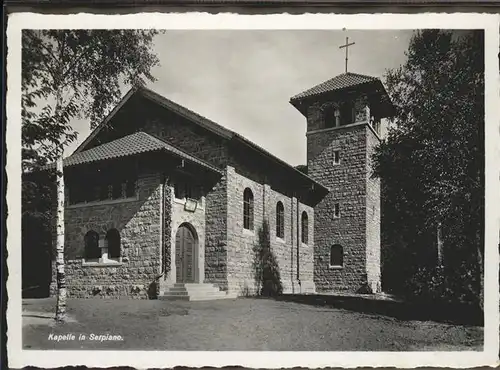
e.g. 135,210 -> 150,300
290,72 -> 378,102
289,72 -> 395,118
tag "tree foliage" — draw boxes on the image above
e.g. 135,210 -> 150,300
21,30 -> 160,298
22,29 -> 160,171
373,30 -> 484,306
253,220 -> 283,296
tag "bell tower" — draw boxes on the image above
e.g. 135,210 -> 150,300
290,72 -> 394,293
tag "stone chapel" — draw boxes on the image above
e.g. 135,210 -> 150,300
48,72 -> 394,300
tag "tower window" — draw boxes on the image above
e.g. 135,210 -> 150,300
340,101 -> 355,126
301,211 -> 309,244
323,105 -> 342,129
243,188 -> 254,230
333,203 -> 340,218
323,106 -> 337,128
333,150 -> 340,165
330,244 -> 344,267
276,201 -> 285,239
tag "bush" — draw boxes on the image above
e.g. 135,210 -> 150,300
252,220 -> 283,297
404,263 -> 481,308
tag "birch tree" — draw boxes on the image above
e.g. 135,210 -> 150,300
21,30 -> 161,318
55,155 -> 66,322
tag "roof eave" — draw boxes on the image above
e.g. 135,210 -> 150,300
231,134 -> 329,194
43,147 -> 223,176
289,98 -> 308,117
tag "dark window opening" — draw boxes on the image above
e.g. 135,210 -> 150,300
324,106 -> 340,128
276,201 -> 285,239
333,150 -> 340,164
69,170 -> 137,205
243,188 -> 254,230
330,244 -> 343,267
334,203 -> 340,218
84,230 -> 100,260
340,101 -> 355,126
301,211 -> 308,244
106,229 -> 121,259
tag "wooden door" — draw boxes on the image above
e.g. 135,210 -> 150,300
175,225 -> 195,283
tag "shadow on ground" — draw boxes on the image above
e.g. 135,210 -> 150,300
269,294 -> 483,326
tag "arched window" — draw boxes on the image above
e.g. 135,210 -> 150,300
323,105 -> 342,128
106,229 -> 121,259
330,244 -> 344,267
323,105 -> 336,128
243,188 -> 254,230
340,101 -> 355,126
276,201 -> 285,239
84,230 -> 100,260
301,211 -> 309,244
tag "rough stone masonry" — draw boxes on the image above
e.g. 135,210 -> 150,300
48,72 -> 392,298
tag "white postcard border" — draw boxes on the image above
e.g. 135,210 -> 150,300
6,12 -> 500,368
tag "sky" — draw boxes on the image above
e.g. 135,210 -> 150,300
67,30 -> 414,166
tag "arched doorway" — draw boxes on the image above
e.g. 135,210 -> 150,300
175,223 -> 197,283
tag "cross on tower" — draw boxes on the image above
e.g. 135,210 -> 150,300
339,37 -> 355,73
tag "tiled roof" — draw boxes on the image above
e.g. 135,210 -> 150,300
73,86 -> 329,193
45,132 -> 222,174
290,72 -> 379,102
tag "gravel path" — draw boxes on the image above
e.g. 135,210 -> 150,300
22,297 -> 483,351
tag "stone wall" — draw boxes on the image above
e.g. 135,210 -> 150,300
82,97 -> 229,169
204,174 -> 229,291
365,128 -> 382,293
51,171 -> 163,299
307,121 -> 369,292
225,166 -> 315,296
167,185 -> 207,285
297,202 -> 315,292
161,178 -> 172,286
226,166 -> 264,295
142,102 -> 229,169
69,94 -> 320,297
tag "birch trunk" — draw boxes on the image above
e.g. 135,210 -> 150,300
55,154 -> 66,322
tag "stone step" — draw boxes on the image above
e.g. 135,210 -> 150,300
170,284 -> 223,293
165,290 -> 189,296
173,283 -> 221,289
160,292 -> 228,301
167,287 -> 190,292
160,283 -> 231,301
190,294 -> 229,301
159,294 -> 190,301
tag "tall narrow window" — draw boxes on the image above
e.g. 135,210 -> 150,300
84,230 -> 100,260
333,203 -> 340,218
301,211 -> 309,244
333,150 -> 340,165
324,105 -> 336,128
243,188 -> 254,230
340,101 -> 355,126
334,108 -> 341,127
106,229 -> 121,259
276,201 -> 285,239
330,244 -> 343,267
